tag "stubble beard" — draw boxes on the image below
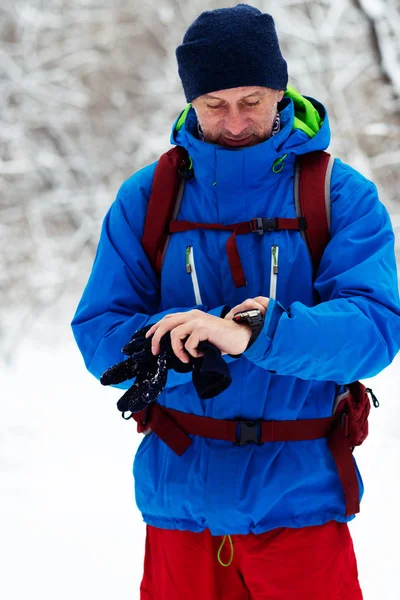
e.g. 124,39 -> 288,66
197,104 -> 279,148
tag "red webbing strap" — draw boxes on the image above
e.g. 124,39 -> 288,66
327,420 -> 361,516
134,405 -> 334,446
168,218 -> 302,235
226,230 -> 247,287
133,404 -> 193,456
276,218 -> 303,230
155,406 -> 334,442
299,151 -> 331,270
169,217 -> 304,288
169,220 -> 234,233
259,417 -> 333,442
169,220 -> 248,287
141,146 -> 189,274
133,405 -> 359,516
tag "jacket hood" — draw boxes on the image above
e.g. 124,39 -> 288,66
170,87 -> 330,174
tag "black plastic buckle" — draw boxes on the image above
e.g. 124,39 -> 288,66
235,420 -> 262,445
250,217 -> 278,235
178,158 -> 194,180
297,217 -> 307,231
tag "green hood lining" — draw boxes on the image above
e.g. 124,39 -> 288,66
285,86 -> 323,138
174,86 -> 323,139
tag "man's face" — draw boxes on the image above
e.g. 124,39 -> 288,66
191,86 -> 285,148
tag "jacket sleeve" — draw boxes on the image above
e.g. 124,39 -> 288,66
71,171 -> 234,389
243,162 -> 400,383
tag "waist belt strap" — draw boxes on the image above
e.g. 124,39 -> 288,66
133,404 -> 359,517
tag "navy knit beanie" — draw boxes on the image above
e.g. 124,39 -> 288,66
176,4 -> 288,103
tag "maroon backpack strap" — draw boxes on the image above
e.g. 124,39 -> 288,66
142,146 -> 191,274
295,151 -> 334,272
296,151 -> 364,515
327,420 -> 361,516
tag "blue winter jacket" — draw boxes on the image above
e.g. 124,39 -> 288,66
71,92 -> 400,536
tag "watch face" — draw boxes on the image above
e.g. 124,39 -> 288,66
232,308 -> 264,353
233,309 -> 261,322
246,309 -> 261,318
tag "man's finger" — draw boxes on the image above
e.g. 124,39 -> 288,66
253,296 -> 270,311
170,324 -> 195,363
225,299 -> 266,320
145,324 -> 158,338
150,315 -> 191,354
145,310 -> 204,340
151,322 -> 177,354
184,330 -> 204,359
145,312 -> 185,339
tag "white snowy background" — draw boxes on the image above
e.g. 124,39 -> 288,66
1,1 -> 400,598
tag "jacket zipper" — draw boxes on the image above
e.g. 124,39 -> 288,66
270,245 -> 279,300
186,246 -> 203,305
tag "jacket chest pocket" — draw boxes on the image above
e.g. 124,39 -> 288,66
241,236 -> 282,302
160,234 -> 221,309
183,236 -> 222,307
160,234 -> 200,308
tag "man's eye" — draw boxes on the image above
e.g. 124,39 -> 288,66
206,104 -> 223,110
245,101 -> 260,107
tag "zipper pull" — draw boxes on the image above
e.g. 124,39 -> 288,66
366,387 -> 380,408
272,245 -> 278,274
185,246 -> 192,273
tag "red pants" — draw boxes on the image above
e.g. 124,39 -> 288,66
140,521 -> 363,599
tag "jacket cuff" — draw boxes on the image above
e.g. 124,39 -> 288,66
243,299 -> 287,364
208,305 -> 231,319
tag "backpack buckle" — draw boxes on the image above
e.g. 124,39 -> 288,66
235,420 -> 262,445
178,158 -> 194,180
250,218 -> 278,235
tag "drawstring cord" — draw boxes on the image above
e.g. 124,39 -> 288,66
272,153 -> 288,173
217,535 -> 234,567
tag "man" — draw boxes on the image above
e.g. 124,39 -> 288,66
71,5 -> 400,599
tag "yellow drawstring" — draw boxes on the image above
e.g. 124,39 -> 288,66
217,535 -> 234,567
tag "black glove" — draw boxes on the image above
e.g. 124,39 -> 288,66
115,333 -> 171,413
100,325 -> 154,386
192,340 -> 232,400
100,323 -> 232,414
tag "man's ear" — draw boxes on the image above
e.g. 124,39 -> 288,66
277,90 -> 285,102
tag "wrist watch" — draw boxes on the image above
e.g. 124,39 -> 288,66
232,308 -> 265,354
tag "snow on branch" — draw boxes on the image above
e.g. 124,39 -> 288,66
357,0 -> 400,96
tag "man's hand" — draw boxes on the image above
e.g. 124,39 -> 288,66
224,296 -> 270,320
145,309 -> 253,362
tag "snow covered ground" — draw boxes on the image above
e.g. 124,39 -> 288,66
1,298 -> 400,600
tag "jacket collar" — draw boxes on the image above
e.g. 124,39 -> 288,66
171,98 -> 297,192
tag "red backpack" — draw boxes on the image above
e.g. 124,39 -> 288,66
133,145 -> 379,517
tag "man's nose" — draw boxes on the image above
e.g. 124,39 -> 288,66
224,111 -> 249,137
